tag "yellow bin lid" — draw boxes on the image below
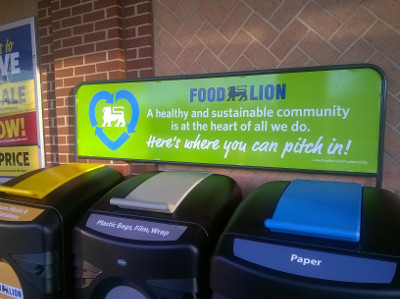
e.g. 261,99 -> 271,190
0,163 -> 104,200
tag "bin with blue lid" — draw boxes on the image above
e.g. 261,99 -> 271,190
210,179 -> 400,298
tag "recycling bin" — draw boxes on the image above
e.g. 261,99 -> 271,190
0,163 -> 123,299
210,179 -> 400,298
72,170 -> 241,298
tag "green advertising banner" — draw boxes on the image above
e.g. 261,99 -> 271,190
76,65 -> 385,175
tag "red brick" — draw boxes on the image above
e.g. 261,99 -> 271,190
75,65 -> 96,75
107,6 -> 122,18
57,117 -> 66,126
40,35 -> 53,46
220,30 -> 253,66
96,39 -> 124,52
331,8 -> 374,51
108,28 -> 123,39
279,48 -> 309,68
299,2 -> 340,39
109,163 -> 131,176
365,0 -> 400,29
270,19 -> 308,60
244,14 -> 278,49
58,154 -> 71,164
54,60 -> 63,69
139,46 -> 152,58
63,56 -> 84,67
365,21 -> 400,64
138,24 -> 152,36
84,52 -> 107,64
72,2 -> 94,15
38,7 -> 49,19
244,41 -> 278,69
62,16 -> 82,28
336,39 -> 375,65
94,0 -> 119,10
174,11 -> 203,45
74,43 -> 95,56
56,106 -> 74,117
122,3 -> 135,16
52,8 -> 71,20
270,0 -> 308,30
196,0 -> 228,28
245,0 -> 279,20
56,135 -> 67,145
52,20 -> 61,31
368,52 -> 400,95
175,37 -> 202,69
50,0 -> 59,11
383,154 -> 400,194
38,0 -> 51,10
96,60 -> 125,72
126,36 -> 153,49
197,49 -> 227,73
321,0 -> 363,22
125,14 -> 152,28
137,2 -> 152,14
55,67 -> 74,77
39,27 -> 49,37
109,70 -> 126,79
126,58 -> 153,70
126,70 -> 139,78
95,18 -> 123,31
386,94 -> 400,127
220,3 -> 251,40
54,47 -> 73,59
40,53 -> 54,65
73,23 -> 94,35
53,39 -> 62,49
62,36 -> 82,48
384,124 -> 400,159
107,49 -> 125,60
60,0 -> 80,8
299,31 -> 340,64
84,158 -> 113,165
83,10 -> 105,23
38,16 -> 52,28
139,69 -> 154,78
55,94 -> 66,104
84,31 -> 106,43
56,126 -> 74,135
126,48 -> 137,59
229,56 -> 253,72
130,162 -> 157,175
85,73 -> 108,81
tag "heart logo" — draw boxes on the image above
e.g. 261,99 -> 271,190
88,90 -> 139,150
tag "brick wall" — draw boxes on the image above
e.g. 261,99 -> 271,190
38,0 -> 155,176
153,0 -> 400,196
32,0 -> 400,196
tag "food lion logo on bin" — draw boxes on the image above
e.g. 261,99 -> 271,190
88,90 -> 139,150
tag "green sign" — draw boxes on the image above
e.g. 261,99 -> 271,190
76,65 -> 385,175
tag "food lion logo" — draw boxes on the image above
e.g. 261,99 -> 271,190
102,106 -> 126,127
88,90 -> 139,150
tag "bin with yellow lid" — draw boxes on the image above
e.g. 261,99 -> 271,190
0,163 -> 123,299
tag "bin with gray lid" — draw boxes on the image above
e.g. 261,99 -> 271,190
73,170 -> 241,298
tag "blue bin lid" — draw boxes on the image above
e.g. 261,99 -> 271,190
264,180 -> 362,242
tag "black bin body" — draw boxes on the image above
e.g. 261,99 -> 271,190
73,170 -> 241,298
0,163 -> 123,299
210,180 -> 400,299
